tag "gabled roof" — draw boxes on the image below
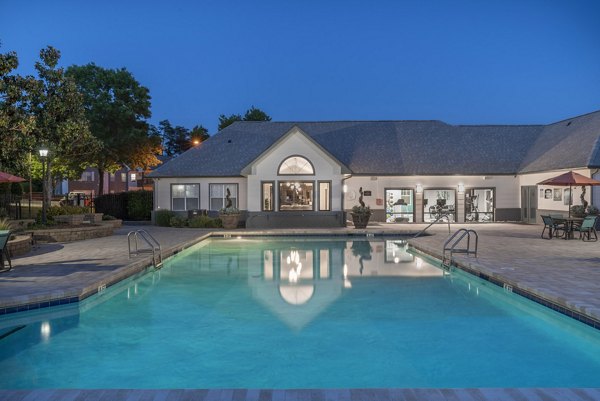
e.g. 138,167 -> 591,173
149,110 -> 600,178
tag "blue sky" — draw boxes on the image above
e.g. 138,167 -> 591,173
1,0 -> 599,133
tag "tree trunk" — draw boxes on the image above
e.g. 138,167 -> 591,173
45,159 -> 53,211
98,167 -> 105,195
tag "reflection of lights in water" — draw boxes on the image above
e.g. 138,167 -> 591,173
286,250 -> 303,283
279,285 -> 314,305
416,257 -> 423,269
237,236 -> 242,239
127,288 -> 130,299
468,283 -> 471,291
476,287 -> 479,296
343,264 -> 352,287
394,257 -> 399,264
134,283 -> 138,295
41,321 -> 51,340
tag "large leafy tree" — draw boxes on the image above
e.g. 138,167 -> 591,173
217,106 -> 271,131
66,63 -> 160,194
159,121 -> 210,156
0,48 -> 36,175
28,47 -> 100,206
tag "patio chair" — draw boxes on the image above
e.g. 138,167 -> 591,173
0,230 -> 12,272
540,215 -> 565,239
572,216 -> 598,242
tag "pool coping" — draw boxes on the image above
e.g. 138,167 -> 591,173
1,388 -> 600,401
408,240 -> 600,331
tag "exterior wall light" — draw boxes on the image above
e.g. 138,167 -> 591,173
458,183 -> 465,193
416,184 -> 423,194
343,184 -> 348,193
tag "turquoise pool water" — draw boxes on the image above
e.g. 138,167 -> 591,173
1,236 -> 600,389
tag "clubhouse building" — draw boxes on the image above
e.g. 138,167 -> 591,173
148,110 -> 600,228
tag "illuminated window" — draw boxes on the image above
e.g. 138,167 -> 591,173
278,156 -> 314,175
262,182 -> 274,211
171,184 -> 199,211
279,181 -> 313,211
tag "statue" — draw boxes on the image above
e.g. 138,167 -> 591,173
358,187 -> 365,208
225,188 -> 233,209
581,186 -> 588,210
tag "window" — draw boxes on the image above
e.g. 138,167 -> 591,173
79,171 -> 94,182
121,173 -> 126,182
278,156 -> 314,175
171,184 -> 199,211
318,181 -> 331,211
279,181 -> 313,211
423,189 -> 456,222
130,173 -> 137,182
209,184 -> 238,211
262,182 -> 274,211
109,173 -> 115,182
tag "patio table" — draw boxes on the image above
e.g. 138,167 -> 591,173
555,217 -> 584,240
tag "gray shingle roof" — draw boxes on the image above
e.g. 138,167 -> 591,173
519,110 -> 600,173
149,111 -> 600,177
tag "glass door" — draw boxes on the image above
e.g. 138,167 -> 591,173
465,188 -> 495,222
385,189 -> 414,223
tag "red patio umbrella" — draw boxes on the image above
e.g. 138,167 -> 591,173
0,171 -> 26,183
538,171 -> 600,217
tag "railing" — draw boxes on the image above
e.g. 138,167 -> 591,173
128,230 -> 163,269
412,212 -> 452,239
442,228 -> 478,268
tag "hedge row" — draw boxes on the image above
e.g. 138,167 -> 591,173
94,191 -> 153,220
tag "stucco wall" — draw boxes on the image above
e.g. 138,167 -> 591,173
153,177 -> 247,211
518,168 -> 592,214
344,175 -> 519,222
246,130 -> 344,212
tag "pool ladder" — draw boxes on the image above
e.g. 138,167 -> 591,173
442,228 -> 478,270
128,230 -> 163,269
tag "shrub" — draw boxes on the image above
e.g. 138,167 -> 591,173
570,205 -> 586,217
587,205 -> 599,215
169,215 -> 187,228
219,206 -> 240,215
351,205 -> 371,215
155,210 -> 177,227
0,218 -> 11,231
126,190 -> 153,220
102,214 -> 117,221
37,205 -> 90,223
188,215 -> 222,228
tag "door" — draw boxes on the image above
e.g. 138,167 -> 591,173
521,186 -> 537,224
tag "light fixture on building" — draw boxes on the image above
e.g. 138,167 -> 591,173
458,183 -> 465,193
416,184 -> 423,194
343,184 -> 348,193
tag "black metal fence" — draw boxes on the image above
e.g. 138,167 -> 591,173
94,191 -> 153,221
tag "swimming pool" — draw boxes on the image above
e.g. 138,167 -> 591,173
1,236 -> 599,389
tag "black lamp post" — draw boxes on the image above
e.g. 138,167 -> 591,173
39,146 -> 49,225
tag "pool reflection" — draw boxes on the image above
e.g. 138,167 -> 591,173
248,238 -> 442,329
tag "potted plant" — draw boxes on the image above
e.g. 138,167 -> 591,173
219,207 -> 240,229
570,205 -> 586,218
350,187 -> 371,229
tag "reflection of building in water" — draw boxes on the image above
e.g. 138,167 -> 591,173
248,239 -> 442,330
248,243 -> 344,330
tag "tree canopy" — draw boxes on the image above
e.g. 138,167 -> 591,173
217,106 -> 271,131
158,121 -> 210,156
66,63 -> 160,194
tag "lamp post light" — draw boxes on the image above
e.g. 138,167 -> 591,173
39,146 -> 49,225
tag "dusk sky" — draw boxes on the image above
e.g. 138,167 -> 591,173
2,0 -> 599,133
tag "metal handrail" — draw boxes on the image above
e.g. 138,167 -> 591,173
413,213 -> 452,239
442,228 -> 478,267
128,230 -> 163,268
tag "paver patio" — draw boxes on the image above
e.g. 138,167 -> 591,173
1,222 -> 600,400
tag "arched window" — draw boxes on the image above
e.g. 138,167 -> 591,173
278,155 -> 314,175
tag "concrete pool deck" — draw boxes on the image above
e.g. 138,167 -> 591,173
1,223 -> 600,400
